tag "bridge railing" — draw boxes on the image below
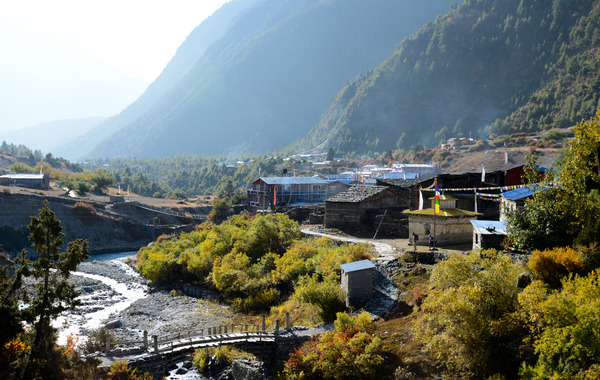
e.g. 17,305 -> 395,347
105,314 -> 291,354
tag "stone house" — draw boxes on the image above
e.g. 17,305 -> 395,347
325,185 -> 409,236
404,194 -> 482,246
340,259 -> 375,306
471,220 -> 507,251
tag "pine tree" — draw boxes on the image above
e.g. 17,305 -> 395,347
20,200 -> 89,380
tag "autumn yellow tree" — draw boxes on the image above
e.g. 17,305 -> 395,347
413,254 -> 528,378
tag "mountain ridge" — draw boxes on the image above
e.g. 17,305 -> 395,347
87,0 -> 453,158
299,0 -> 600,155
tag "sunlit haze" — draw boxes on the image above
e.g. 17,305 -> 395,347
1,0 -> 229,82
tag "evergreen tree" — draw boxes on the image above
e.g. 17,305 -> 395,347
20,200 -> 89,380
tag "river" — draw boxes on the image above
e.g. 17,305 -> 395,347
56,251 -> 147,345
55,250 -> 233,356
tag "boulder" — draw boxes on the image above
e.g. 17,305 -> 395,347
230,359 -> 268,380
104,320 -> 122,329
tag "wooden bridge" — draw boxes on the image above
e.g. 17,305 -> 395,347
96,314 -> 310,378
106,320 -> 279,356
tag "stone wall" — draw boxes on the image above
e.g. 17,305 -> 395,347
409,215 -> 476,246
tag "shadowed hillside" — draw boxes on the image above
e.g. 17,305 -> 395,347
88,0 -> 452,158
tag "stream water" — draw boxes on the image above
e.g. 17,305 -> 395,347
55,251 -> 147,345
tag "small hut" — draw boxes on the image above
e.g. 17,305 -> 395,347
340,259 -> 375,306
470,220 -> 507,251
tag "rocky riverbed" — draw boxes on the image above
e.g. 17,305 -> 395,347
59,255 -> 234,345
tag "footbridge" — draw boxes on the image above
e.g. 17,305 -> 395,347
106,321 -> 276,356
96,315 -> 311,378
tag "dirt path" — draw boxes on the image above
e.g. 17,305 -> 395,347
301,226 -> 403,258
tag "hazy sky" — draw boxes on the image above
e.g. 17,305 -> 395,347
1,0 -> 230,82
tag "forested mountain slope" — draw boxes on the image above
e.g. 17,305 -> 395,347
88,0 -> 452,158
301,0 -> 599,155
57,0 -> 260,160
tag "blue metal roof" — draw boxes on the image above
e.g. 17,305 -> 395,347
470,220 -> 507,235
502,185 -> 549,201
259,177 -> 327,185
376,172 -> 420,180
340,259 -> 376,273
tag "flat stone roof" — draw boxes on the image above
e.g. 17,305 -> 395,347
326,185 -> 389,203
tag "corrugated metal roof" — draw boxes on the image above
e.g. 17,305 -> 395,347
340,259 -> 376,273
376,172 -> 420,180
1,173 -> 47,179
470,220 -> 507,235
258,177 -> 327,185
502,185 -> 550,201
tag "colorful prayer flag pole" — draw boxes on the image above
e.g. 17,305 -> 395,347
434,178 -> 440,215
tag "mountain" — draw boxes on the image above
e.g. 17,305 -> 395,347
88,0 -> 453,158
61,0 -> 261,160
301,0 -> 600,155
0,16 -> 147,132
2,117 -> 105,157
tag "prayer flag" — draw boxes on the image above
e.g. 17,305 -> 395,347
419,189 -> 423,210
434,179 -> 440,215
481,165 -> 485,183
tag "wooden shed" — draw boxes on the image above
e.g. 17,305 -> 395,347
340,259 -> 376,307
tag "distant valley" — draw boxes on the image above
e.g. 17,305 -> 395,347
2,117 -> 105,158
0,15 -> 146,133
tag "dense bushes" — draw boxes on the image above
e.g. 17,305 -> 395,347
414,253 -> 529,378
519,270 -> 600,379
413,249 -> 600,379
283,312 -> 383,379
136,213 -> 369,314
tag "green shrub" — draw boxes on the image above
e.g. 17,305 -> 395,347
414,254 -> 527,378
193,346 -> 245,372
82,327 -> 119,354
294,274 -> 346,324
519,270 -> 600,379
192,348 -> 211,371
